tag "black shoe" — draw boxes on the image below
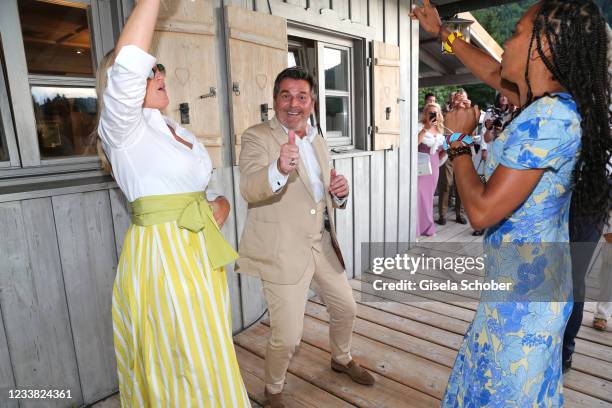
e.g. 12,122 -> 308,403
472,230 -> 484,236
456,216 -> 467,224
562,357 -> 572,374
436,217 -> 447,226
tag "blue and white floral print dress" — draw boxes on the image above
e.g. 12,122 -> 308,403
442,93 -> 582,408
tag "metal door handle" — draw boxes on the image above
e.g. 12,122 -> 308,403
200,87 -> 217,99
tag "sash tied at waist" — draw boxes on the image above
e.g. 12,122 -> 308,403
130,192 -> 238,269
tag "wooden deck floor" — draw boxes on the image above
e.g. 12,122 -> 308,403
236,222 -> 612,408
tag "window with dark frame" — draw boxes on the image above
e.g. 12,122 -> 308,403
18,0 -> 98,160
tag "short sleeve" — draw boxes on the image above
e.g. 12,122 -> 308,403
499,117 -> 579,171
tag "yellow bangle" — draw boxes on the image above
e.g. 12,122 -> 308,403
443,31 -> 464,54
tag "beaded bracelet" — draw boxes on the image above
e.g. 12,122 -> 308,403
448,145 -> 472,161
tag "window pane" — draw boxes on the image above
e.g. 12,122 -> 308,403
288,50 -> 297,67
325,96 -> 349,138
32,86 -> 97,158
18,0 -> 94,77
324,48 -> 348,91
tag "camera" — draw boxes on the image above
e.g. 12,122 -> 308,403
428,111 -> 437,121
485,105 -> 504,129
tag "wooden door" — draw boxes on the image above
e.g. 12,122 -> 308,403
150,0 -> 223,166
372,41 -> 400,150
225,6 -> 288,164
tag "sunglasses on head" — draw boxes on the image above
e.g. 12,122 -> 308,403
148,63 -> 166,79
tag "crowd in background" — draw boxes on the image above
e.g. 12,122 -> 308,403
416,88 -> 517,237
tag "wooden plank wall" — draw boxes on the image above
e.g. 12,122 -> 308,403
0,0 -> 418,404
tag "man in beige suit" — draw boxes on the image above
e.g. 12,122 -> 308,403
237,67 -> 375,408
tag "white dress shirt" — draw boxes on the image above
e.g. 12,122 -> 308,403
98,45 -> 217,202
268,124 -> 345,205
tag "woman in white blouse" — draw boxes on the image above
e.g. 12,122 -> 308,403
95,1 -> 250,406
416,103 -> 445,236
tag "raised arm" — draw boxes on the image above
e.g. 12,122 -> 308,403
411,0 -> 520,106
115,0 -> 161,54
98,0 -> 161,148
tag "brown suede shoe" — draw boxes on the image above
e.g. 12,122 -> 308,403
593,317 -> 608,331
331,359 -> 376,385
264,389 -> 285,408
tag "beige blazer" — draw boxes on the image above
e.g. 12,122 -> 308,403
236,117 -> 346,285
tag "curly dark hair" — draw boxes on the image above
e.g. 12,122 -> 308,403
524,0 -> 611,228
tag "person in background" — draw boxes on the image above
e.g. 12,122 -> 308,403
95,0 -> 250,406
437,89 -> 469,226
417,103 -> 445,236
443,91 -> 457,114
593,211 -> 612,331
472,92 -> 512,236
424,92 -> 437,106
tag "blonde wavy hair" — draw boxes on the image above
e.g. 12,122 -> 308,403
421,102 -> 444,134
94,50 -> 116,174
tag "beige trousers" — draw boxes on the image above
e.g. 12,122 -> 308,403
262,229 -> 356,394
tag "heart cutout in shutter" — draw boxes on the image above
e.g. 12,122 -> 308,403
256,74 -> 267,90
175,68 -> 190,86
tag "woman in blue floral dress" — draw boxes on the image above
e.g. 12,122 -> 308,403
412,1 -> 611,406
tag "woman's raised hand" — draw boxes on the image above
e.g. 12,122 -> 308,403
410,0 -> 443,36
115,0 -> 161,54
445,105 -> 480,136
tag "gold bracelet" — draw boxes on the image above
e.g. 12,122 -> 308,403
443,31 -> 464,54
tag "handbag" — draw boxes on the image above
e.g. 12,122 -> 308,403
418,152 -> 432,176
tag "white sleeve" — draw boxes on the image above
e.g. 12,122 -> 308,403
204,168 -> 221,201
268,159 -> 289,192
98,45 -> 157,149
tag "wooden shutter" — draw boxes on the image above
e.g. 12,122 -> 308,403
224,6 -> 288,164
150,0 -> 223,167
372,41 -> 400,150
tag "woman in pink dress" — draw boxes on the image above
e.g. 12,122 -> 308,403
417,103 -> 445,236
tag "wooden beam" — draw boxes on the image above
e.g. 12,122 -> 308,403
419,47 -> 454,76
419,72 -> 481,87
458,12 -> 503,62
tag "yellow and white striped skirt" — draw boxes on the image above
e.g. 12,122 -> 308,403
112,222 -> 251,407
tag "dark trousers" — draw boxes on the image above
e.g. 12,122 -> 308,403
438,159 -> 463,219
562,201 -> 604,362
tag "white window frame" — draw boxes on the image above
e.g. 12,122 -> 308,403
317,42 -> 353,147
0,0 -> 116,177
